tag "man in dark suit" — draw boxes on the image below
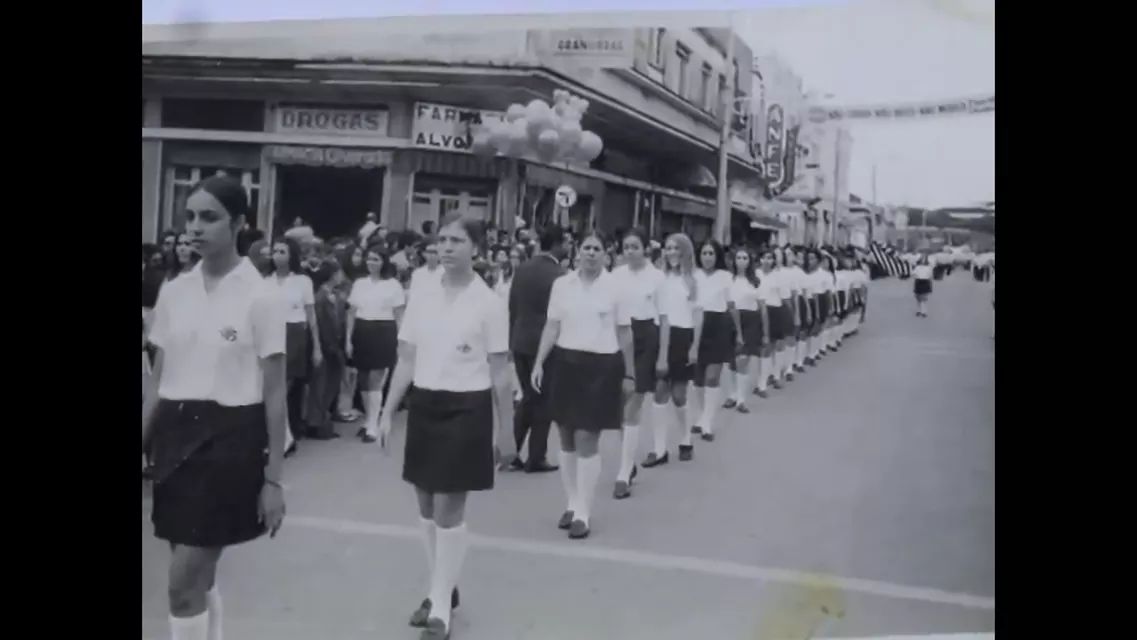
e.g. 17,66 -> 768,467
508,227 -> 566,473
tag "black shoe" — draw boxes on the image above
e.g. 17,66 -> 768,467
736,403 -> 750,414
678,444 -> 694,461
525,460 -> 559,473
420,617 -> 450,639
284,442 -> 298,458
631,465 -> 638,482
753,389 -> 768,398
795,365 -> 806,373
771,380 -> 783,390
642,451 -> 669,467
355,427 -> 367,439
691,425 -> 703,435
722,398 -> 737,409
613,480 -> 631,500
508,457 -> 526,472
409,588 -> 459,628
786,373 -> 795,382
701,432 -> 715,442
361,434 -> 378,444
568,519 -> 591,539
558,510 -> 575,530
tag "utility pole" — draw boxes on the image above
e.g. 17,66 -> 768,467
714,24 -> 736,246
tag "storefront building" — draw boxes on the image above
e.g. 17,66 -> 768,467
142,21 -> 766,243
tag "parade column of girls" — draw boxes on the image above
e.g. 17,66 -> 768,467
689,240 -> 740,446
754,249 -> 784,393
773,248 -> 802,384
532,232 -> 635,540
346,244 -> 405,443
376,213 -> 516,640
801,249 -> 825,366
267,237 -> 323,450
724,246 -> 768,411
142,176 -> 286,640
643,233 -> 702,467
610,228 -> 665,500
820,254 -> 841,353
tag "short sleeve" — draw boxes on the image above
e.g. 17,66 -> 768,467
397,292 -> 421,345
614,282 -> 633,326
300,276 -> 315,306
389,281 -> 407,309
251,288 -> 287,359
484,292 -> 510,354
546,277 -> 566,322
148,287 -> 171,350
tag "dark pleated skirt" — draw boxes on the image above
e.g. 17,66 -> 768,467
351,319 -> 397,371
698,310 -> 735,365
664,327 -> 694,383
630,319 -> 660,394
286,322 -> 309,381
767,305 -> 786,342
797,297 -> 812,334
738,309 -> 764,356
150,400 -> 268,548
403,388 -> 495,493
818,295 -> 831,322
837,291 -> 848,320
914,279 -> 932,296
548,347 -> 624,432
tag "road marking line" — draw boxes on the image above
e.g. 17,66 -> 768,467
268,514 -> 994,611
816,635 -> 993,640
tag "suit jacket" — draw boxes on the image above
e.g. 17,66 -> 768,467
509,253 -> 564,356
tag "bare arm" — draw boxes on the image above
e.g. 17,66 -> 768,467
261,353 -> 287,484
617,324 -> 634,375
381,341 -> 417,425
759,302 -> 770,346
690,307 -> 704,362
141,348 -> 164,453
489,353 -> 517,459
728,301 -> 743,346
345,308 -> 356,355
531,318 -> 561,393
656,315 -> 671,372
304,304 -> 323,363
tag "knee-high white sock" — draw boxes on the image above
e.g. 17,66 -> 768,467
427,523 -> 469,628
206,585 -> 223,640
757,358 -> 771,391
617,424 -> 639,483
559,452 -> 579,513
796,341 -> 805,368
283,420 -> 295,451
419,517 -> 437,595
735,368 -> 750,403
575,454 -> 602,525
774,350 -> 785,379
170,612 -> 209,640
720,368 -> 735,402
651,402 -> 670,456
679,404 -> 694,446
700,386 -> 721,434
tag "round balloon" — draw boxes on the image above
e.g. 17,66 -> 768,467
558,119 -> 583,149
577,130 -> 603,162
506,119 -> 530,156
505,103 -> 527,123
537,129 -> 560,162
488,119 -> 511,152
471,132 -> 496,158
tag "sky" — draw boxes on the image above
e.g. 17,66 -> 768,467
141,0 -> 994,209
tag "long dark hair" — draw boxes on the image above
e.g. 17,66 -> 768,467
271,237 -> 303,274
697,240 -> 728,272
363,242 -> 397,280
731,247 -> 761,289
166,232 -> 201,281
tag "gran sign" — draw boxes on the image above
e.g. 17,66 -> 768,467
411,102 -> 504,153
276,105 -> 390,136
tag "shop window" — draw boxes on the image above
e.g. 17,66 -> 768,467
700,63 -> 714,112
649,28 -> 666,70
675,44 -> 691,99
164,167 -> 260,232
410,185 -> 495,233
161,98 -> 265,132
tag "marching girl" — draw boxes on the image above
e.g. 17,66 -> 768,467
913,254 -> 934,317
609,228 -> 665,499
689,240 -> 740,443
141,176 -> 286,640
346,245 -> 405,443
819,253 -> 841,354
376,213 -> 517,640
723,247 -> 767,412
642,234 -> 702,466
532,232 -> 635,538
802,250 -> 825,366
755,250 -> 784,392
831,257 -> 849,348
782,248 -> 810,378
268,237 -> 324,451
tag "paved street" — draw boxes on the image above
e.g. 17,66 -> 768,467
142,272 -> 995,640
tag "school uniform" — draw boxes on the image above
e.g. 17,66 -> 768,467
813,270 -> 834,326
348,277 -> 405,371
409,265 -> 443,296
147,260 -> 286,548
546,270 -> 631,433
612,263 -> 665,394
834,270 -> 850,320
913,264 -> 934,296
657,274 -> 700,384
693,269 -> 735,368
757,270 -> 785,343
784,266 -> 810,338
266,273 -> 315,381
398,274 -> 508,494
730,275 -> 764,356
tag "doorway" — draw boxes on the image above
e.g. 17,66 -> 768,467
276,165 -> 384,239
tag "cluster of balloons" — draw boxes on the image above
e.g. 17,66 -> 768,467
471,89 -> 604,165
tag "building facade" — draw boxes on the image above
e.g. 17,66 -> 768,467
141,20 -> 767,243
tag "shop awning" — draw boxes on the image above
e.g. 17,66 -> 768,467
524,163 -> 605,198
745,211 -> 788,231
659,194 -> 716,220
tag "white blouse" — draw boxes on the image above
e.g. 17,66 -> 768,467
349,277 -> 407,321
782,266 -> 807,297
694,269 -> 733,313
658,273 -> 700,329
914,264 -> 934,280
729,275 -> 762,312
757,269 -> 783,307
266,272 -> 315,324
548,270 -> 630,354
397,275 -> 508,391
150,260 -> 286,406
612,263 -> 665,323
